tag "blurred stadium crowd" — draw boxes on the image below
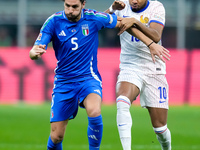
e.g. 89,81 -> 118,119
0,0 -> 200,105
0,0 -> 200,48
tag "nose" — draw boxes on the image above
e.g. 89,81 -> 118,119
132,0 -> 138,3
68,7 -> 74,13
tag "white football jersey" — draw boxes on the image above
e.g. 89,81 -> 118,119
115,0 -> 166,74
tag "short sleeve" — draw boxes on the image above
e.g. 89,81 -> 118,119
84,9 -> 117,30
95,12 -> 117,30
149,2 -> 165,26
34,14 -> 55,48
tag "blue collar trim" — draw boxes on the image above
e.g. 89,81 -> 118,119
131,0 -> 149,13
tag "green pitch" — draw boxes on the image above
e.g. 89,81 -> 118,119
0,103 -> 199,150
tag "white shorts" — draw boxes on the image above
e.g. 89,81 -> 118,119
117,69 -> 169,109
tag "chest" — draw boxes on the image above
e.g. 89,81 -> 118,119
120,6 -> 152,27
54,21 -> 97,45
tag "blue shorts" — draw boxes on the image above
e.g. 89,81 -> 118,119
50,79 -> 102,122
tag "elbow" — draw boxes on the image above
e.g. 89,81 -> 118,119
152,35 -> 161,43
151,30 -> 162,43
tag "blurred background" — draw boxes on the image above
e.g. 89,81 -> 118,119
0,1 -> 200,150
0,0 -> 199,105
0,0 -> 200,48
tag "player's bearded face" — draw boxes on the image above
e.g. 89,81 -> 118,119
129,0 -> 147,12
64,0 -> 85,22
66,9 -> 82,22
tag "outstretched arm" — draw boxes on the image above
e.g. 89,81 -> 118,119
118,17 -> 164,43
115,17 -> 170,63
106,1 -> 163,43
106,1 -> 170,63
29,45 -> 46,60
126,27 -> 170,63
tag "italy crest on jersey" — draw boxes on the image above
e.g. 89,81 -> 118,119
82,24 -> 89,36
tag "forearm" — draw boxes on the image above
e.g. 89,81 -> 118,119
127,27 -> 170,63
126,27 -> 153,47
133,20 -> 161,43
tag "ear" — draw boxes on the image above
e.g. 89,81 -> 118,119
82,1 -> 86,9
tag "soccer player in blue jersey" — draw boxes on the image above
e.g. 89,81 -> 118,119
29,0 -> 170,149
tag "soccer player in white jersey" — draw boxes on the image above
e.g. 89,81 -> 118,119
105,0 -> 172,150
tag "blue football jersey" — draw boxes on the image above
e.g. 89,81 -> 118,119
35,9 -> 117,84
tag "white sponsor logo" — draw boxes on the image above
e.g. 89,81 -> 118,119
94,89 -> 101,95
88,135 -> 98,141
59,30 -> 66,36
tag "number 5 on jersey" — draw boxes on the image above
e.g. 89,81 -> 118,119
71,37 -> 78,51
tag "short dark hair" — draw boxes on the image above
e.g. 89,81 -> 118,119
62,0 -> 86,4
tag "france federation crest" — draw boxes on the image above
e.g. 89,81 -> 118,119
82,24 -> 89,36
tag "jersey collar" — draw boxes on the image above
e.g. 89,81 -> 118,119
131,0 -> 150,13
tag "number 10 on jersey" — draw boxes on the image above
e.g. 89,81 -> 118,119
158,87 -> 167,100
131,36 -> 140,42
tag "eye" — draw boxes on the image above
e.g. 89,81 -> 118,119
72,5 -> 78,9
65,4 -> 70,7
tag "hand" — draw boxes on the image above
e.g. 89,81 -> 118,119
29,45 -> 46,60
112,1 -> 126,10
148,42 -> 170,63
118,17 -> 136,35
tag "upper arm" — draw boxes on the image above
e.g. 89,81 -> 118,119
149,22 -> 164,41
34,15 -> 55,48
96,12 -> 118,30
148,2 -> 165,40
34,32 -> 52,49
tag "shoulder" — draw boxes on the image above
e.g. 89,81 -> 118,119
43,11 -> 64,24
83,9 -> 109,20
149,0 -> 165,9
43,11 -> 64,25
41,11 -> 64,31
46,11 -> 64,22
54,11 -> 64,18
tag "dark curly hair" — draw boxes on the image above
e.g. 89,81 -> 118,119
62,0 -> 86,4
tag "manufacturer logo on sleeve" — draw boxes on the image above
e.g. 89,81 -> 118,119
94,89 -> 101,95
